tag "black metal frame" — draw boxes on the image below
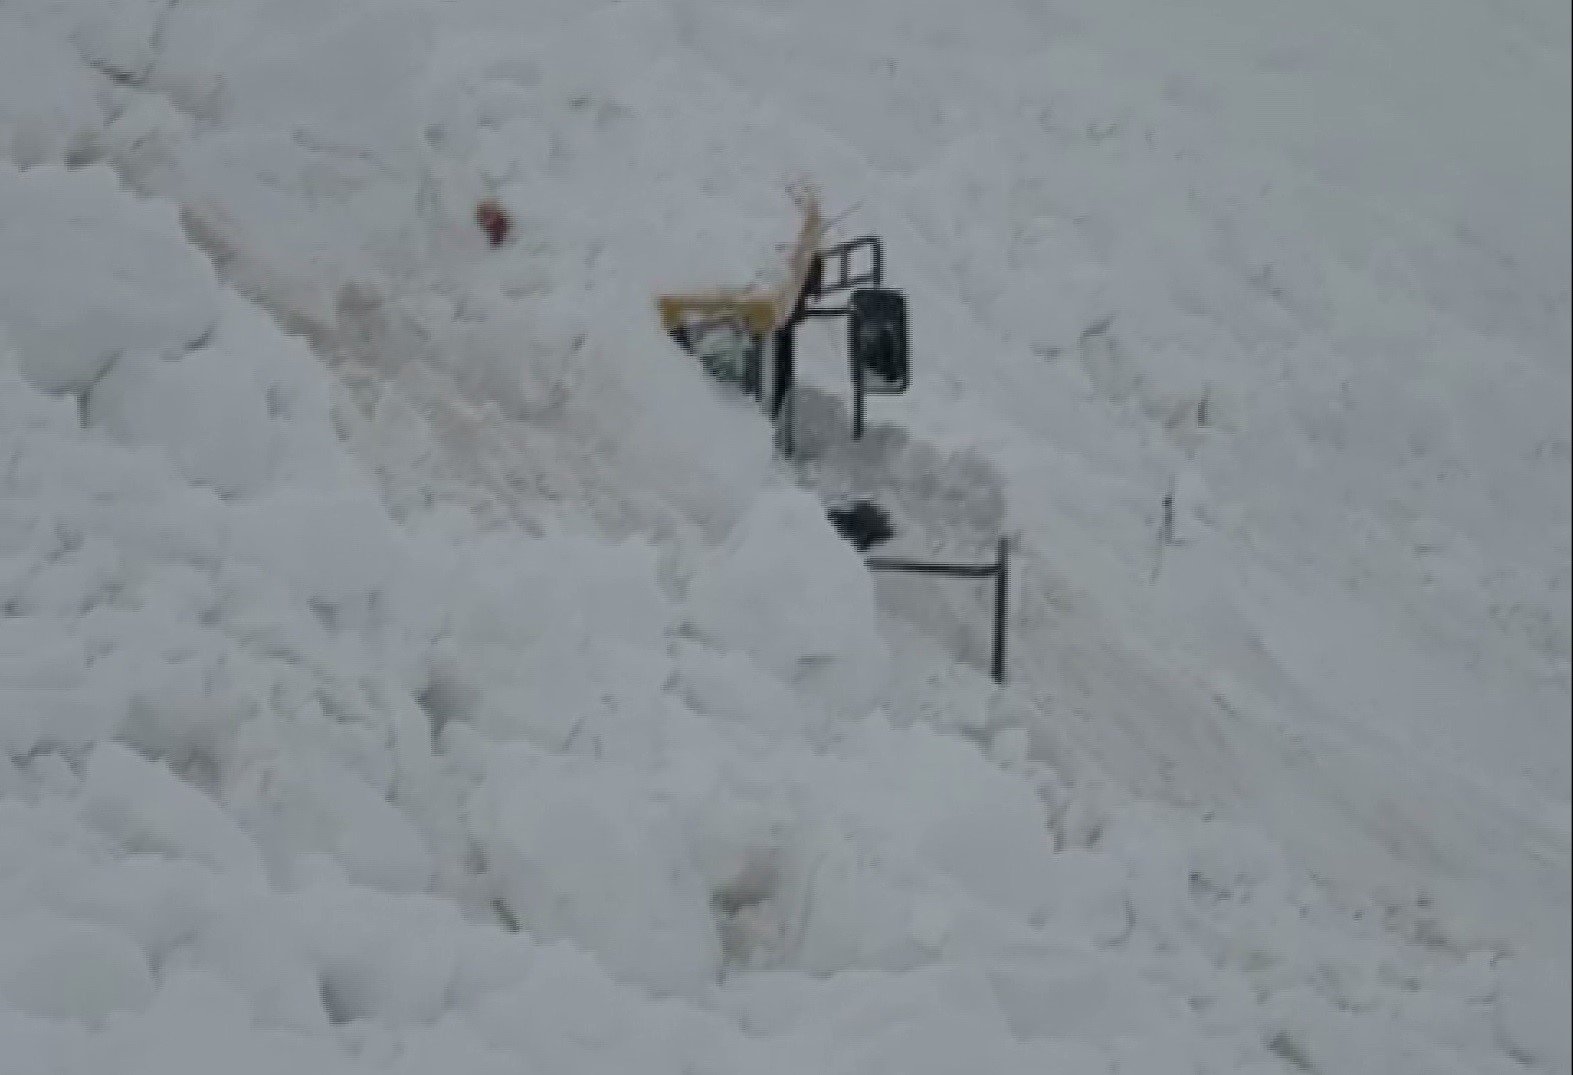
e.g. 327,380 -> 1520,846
774,235 -> 907,456
808,236 -> 884,302
866,538 -> 1011,684
669,238 -> 1011,687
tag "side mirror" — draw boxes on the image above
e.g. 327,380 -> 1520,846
848,288 -> 909,395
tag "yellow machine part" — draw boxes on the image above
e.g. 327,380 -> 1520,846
656,195 -> 824,339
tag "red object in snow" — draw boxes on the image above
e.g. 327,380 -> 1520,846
476,200 -> 512,247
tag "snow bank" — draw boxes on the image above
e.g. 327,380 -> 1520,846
0,0 -> 1563,1071
1497,954 -> 1573,1072
470,747 -> 722,996
687,489 -> 889,716
0,164 -> 219,396
0,914 -> 154,1024
0,19 -> 102,169
80,742 -> 265,882
86,342 -> 274,499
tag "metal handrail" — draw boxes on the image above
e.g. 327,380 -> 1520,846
866,538 -> 1010,683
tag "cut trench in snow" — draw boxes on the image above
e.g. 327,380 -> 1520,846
779,333 -> 1571,993
787,381 -> 1011,677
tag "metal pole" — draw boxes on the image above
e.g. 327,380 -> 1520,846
864,544 -> 1010,685
773,321 -> 796,458
991,538 -> 1009,684
851,354 -> 865,440
864,558 -> 996,577
783,375 -> 795,458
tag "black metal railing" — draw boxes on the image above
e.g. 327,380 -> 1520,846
866,538 -> 1010,683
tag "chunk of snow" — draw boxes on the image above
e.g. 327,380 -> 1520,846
687,489 -> 888,715
290,886 -> 463,1025
225,488 -> 404,604
470,747 -> 722,996
0,19 -> 101,168
172,903 -> 329,1032
0,163 -> 219,395
87,345 -> 276,498
312,766 -> 434,895
0,913 -> 154,1023
80,741 -> 266,882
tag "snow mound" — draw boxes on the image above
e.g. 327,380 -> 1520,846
0,19 -> 102,169
0,0 -> 1565,1071
470,746 -> 722,996
687,489 -> 889,715
0,164 -> 219,395
0,914 -> 155,1023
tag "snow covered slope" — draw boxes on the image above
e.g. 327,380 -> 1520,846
0,0 -> 1566,1072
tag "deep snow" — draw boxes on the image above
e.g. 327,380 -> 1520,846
0,0 -> 1567,1072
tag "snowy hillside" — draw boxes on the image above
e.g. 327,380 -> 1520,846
0,0 -> 1567,1072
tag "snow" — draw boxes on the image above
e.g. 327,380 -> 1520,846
0,19 -> 100,169
472,745 -> 724,996
0,0 -> 1566,1071
1498,953 -> 1573,1071
0,913 -> 156,1023
686,489 -> 889,715
0,163 -> 219,396
86,310 -> 277,498
79,741 -> 266,882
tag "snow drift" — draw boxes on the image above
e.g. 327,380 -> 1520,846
0,0 -> 1566,1072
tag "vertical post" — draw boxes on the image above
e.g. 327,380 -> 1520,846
782,374 -> 795,458
748,333 -> 764,403
772,321 -> 796,458
851,354 -> 866,440
991,538 -> 1009,684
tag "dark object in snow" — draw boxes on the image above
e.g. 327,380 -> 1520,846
476,199 -> 512,247
827,499 -> 894,551
658,209 -> 912,458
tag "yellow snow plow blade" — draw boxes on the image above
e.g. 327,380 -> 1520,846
656,194 -> 824,339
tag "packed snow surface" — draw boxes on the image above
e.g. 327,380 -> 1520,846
0,0 -> 1567,1071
